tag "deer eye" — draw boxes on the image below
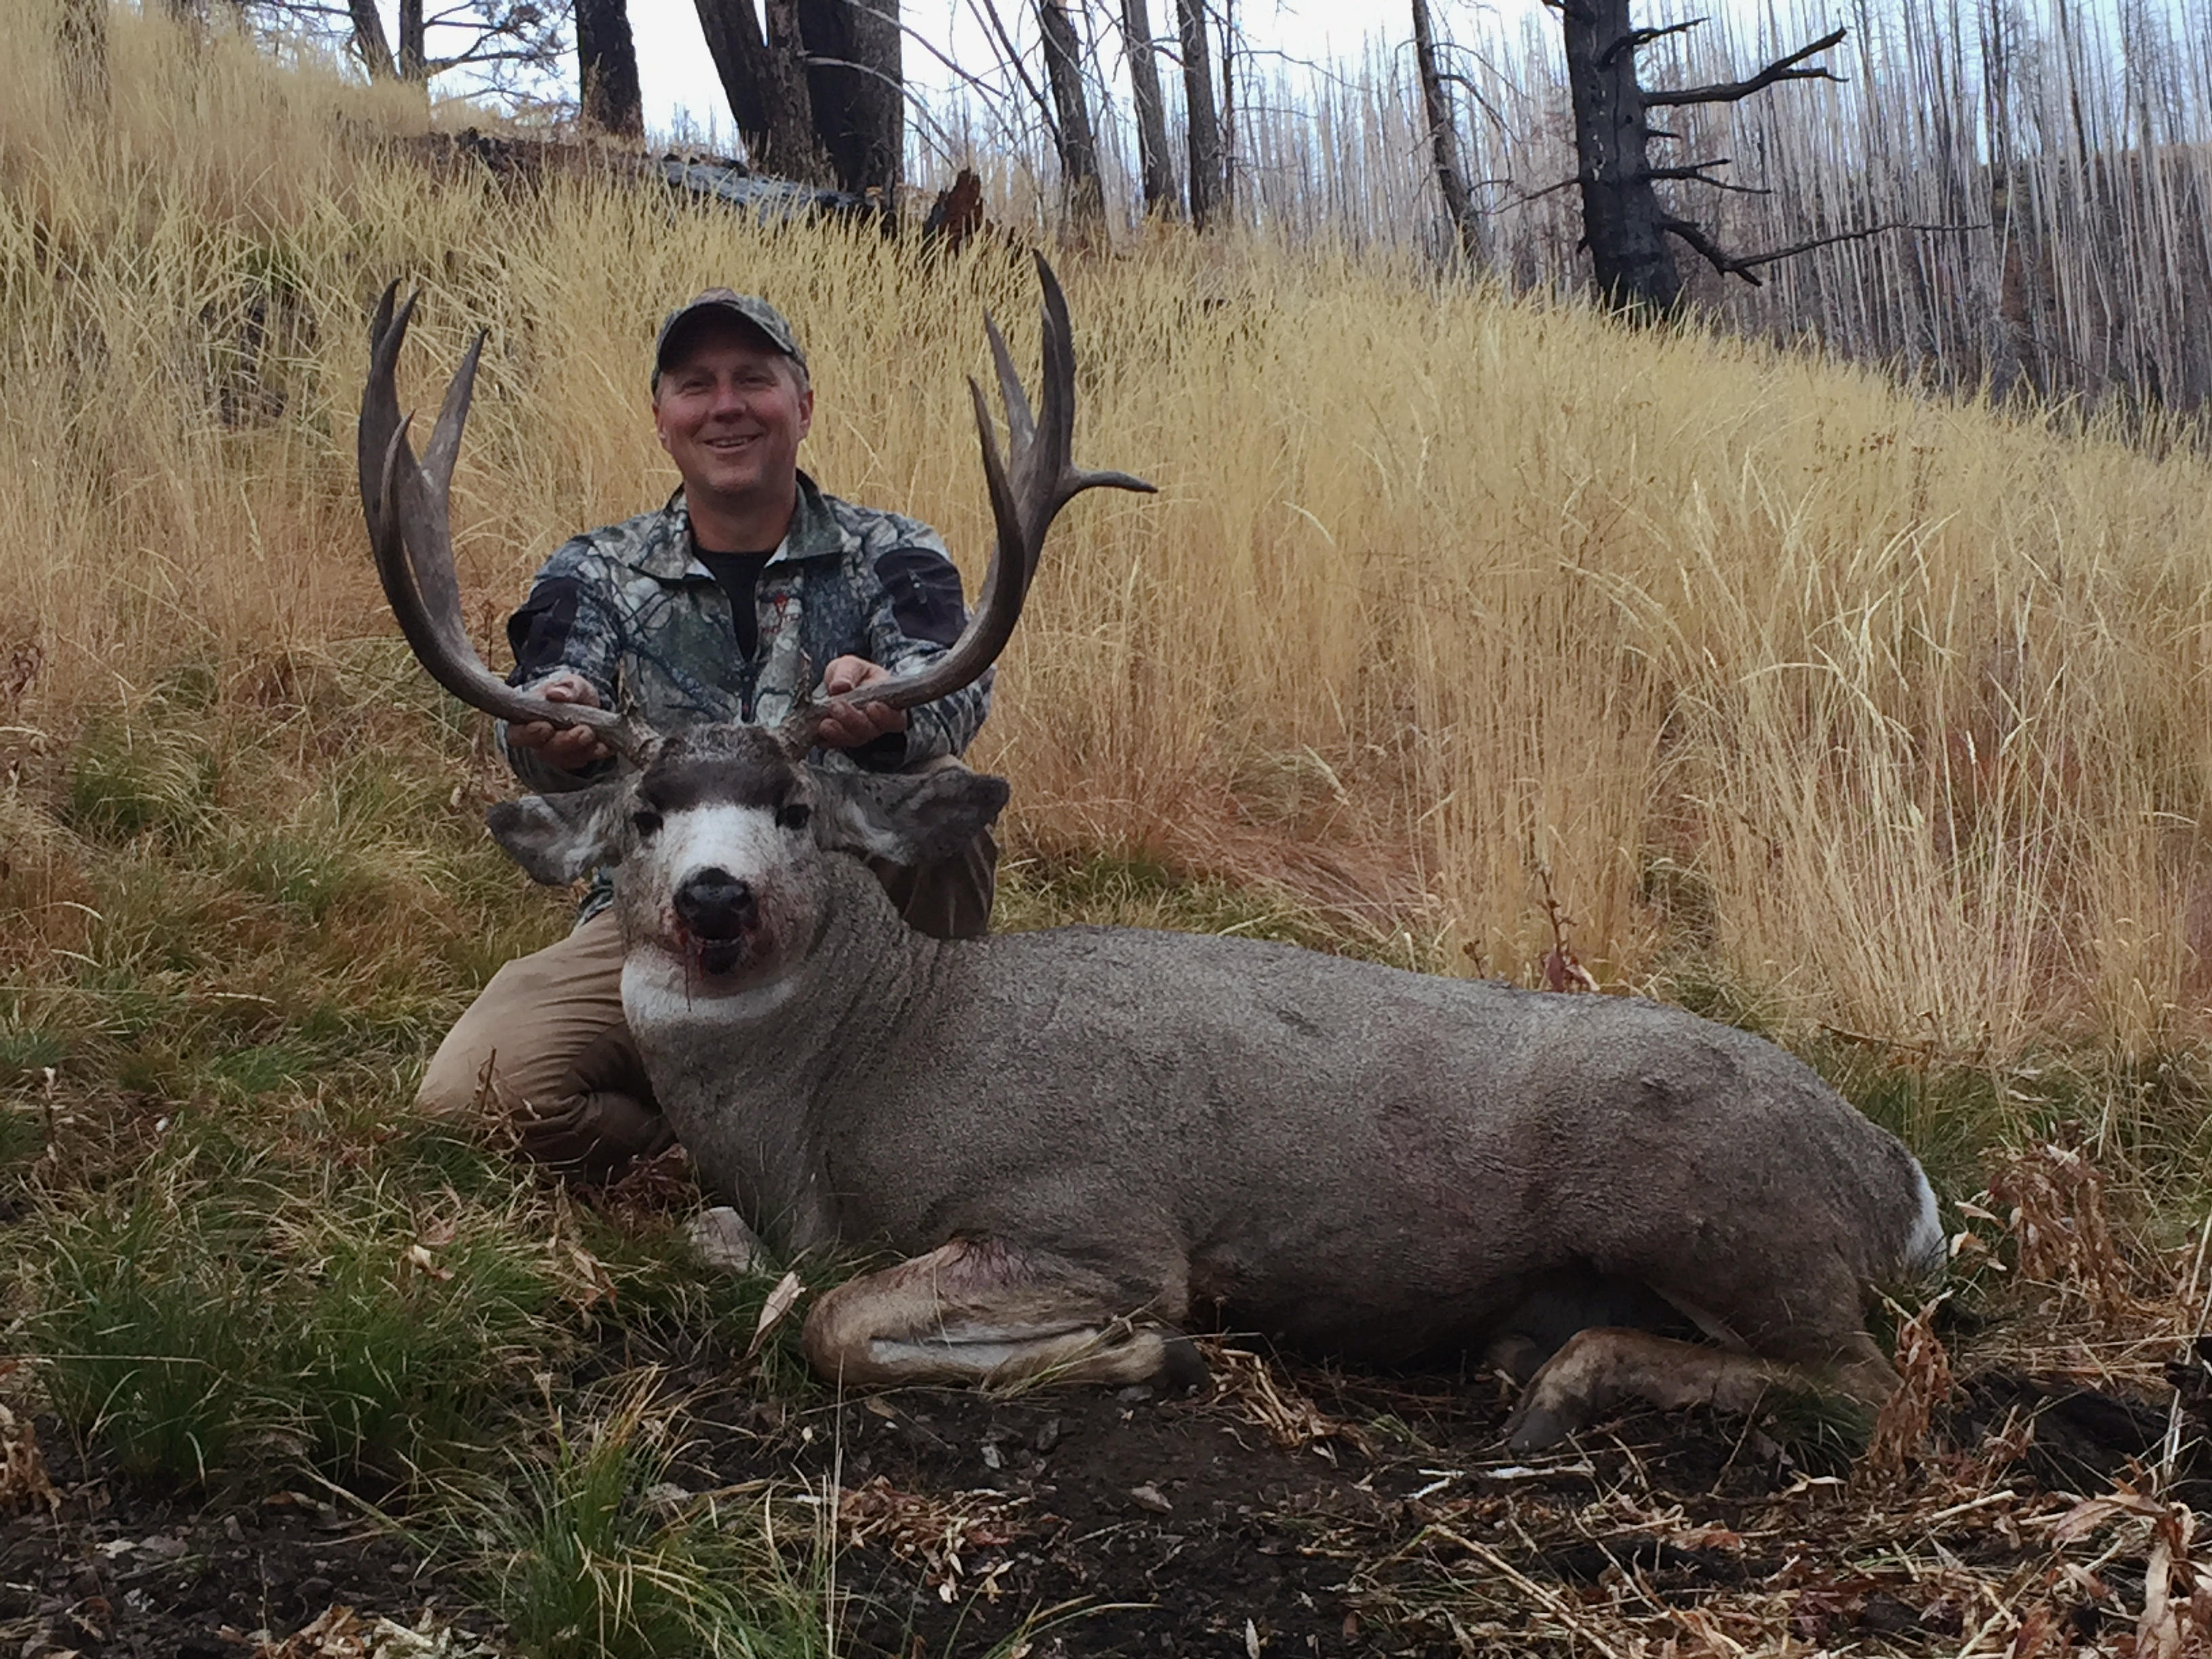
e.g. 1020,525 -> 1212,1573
631,808 -> 663,838
776,801 -> 811,832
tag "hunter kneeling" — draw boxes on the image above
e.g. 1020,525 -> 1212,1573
416,288 -> 996,1176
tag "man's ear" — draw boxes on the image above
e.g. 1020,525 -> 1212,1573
486,782 -> 627,884
814,768 -> 1010,865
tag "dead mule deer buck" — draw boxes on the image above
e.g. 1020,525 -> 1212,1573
361,258 -> 1943,1450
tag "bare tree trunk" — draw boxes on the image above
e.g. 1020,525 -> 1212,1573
1411,0 -> 1483,264
58,0 -> 109,114
577,0 -> 644,136
397,0 -> 428,83
348,0 -> 398,79
1559,0 -> 1847,313
1119,0 -> 1178,218
1176,0 -> 1223,228
796,0 -> 903,202
692,0 -> 827,180
1560,0 -> 1679,311
1040,0 -> 1104,229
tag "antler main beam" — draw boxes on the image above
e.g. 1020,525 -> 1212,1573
775,253 -> 1155,752
359,284 -> 653,766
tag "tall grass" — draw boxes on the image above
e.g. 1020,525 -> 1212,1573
9,1 -> 2212,1065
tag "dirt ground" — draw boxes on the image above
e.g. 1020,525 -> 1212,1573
4,1332 -> 2196,1658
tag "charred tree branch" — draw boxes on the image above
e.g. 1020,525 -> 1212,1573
1645,26 -> 1844,106
1663,216 -> 1946,285
1601,16 -> 1702,68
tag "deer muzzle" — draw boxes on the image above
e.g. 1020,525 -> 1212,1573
672,867 -> 759,972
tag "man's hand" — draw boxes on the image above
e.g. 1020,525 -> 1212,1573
813,656 -> 908,749
510,673 -> 614,769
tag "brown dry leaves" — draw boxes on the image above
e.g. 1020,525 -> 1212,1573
837,1476 -> 1035,1603
0,1400 -> 56,1515
1198,1338 -> 1374,1456
1986,1130 -> 2139,1330
1858,1298 -> 1956,1488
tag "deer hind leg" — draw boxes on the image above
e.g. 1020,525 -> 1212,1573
802,1238 -> 1191,1391
1501,1326 -> 1900,1452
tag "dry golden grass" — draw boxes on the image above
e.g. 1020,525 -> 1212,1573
10,2 -> 2212,1069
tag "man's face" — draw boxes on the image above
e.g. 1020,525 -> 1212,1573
653,319 -> 813,513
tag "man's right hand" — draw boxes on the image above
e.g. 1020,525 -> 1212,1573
510,673 -> 615,769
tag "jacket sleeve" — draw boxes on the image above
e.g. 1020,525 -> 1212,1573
495,539 -> 625,794
857,527 -> 991,770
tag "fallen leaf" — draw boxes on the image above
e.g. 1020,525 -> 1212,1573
1128,1482 -> 1172,1514
747,1269 -> 806,1358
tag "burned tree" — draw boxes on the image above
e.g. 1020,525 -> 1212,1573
691,0 -> 827,182
796,0 -> 903,200
1119,0 -> 1179,218
1411,0 -> 1483,263
1177,0 -> 1224,228
577,0 -> 644,135
1040,0 -> 1105,228
1551,0 -> 1846,312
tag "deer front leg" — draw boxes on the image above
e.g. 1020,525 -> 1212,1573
802,1238 -> 1196,1390
1501,1328 -> 1872,1452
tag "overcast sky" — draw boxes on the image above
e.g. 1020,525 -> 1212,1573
617,1 -> 1405,144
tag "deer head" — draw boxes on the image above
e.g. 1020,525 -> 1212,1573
359,258 -> 1151,990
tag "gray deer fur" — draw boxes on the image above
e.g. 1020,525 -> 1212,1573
493,724 -> 1944,1448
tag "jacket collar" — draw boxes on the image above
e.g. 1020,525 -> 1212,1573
626,471 -> 847,580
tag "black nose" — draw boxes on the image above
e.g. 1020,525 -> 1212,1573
672,867 -> 757,939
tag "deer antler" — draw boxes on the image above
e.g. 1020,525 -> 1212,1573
359,283 -> 655,767
775,253 -> 1155,753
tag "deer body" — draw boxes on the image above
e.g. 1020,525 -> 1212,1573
629,848 -> 1939,1390
363,262 -> 1941,1449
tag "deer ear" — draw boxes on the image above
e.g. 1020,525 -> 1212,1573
486,782 -> 627,885
813,767 -> 1010,866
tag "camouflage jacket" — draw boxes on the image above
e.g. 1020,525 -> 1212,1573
497,474 -> 988,921
498,471 -> 987,794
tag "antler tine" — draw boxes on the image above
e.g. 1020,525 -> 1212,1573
776,253 -> 1155,754
360,290 -> 653,767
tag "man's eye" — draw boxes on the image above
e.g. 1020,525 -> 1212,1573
777,802 -> 811,831
632,809 -> 663,838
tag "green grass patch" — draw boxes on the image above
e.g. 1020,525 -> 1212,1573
459,1377 -> 831,1659
22,1129 -> 570,1486
63,718 -> 222,846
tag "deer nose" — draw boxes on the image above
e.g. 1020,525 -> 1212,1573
673,868 -> 757,939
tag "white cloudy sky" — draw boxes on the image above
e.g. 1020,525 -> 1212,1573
616,1 -> 1401,142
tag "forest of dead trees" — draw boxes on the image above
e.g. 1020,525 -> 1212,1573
50,0 -> 2212,419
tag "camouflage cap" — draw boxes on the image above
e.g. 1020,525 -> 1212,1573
651,289 -> 808,388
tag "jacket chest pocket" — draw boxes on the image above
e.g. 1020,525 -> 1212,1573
749,586 -> 807,727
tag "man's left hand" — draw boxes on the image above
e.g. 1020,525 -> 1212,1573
813,655 -> 908,749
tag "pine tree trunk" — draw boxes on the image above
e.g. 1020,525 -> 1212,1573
1559,0 -> 1680,310
1120,0 -> 1178,218
1176,0 -> 1223,228
577,0 -> 644,136
796,0 -> 903,202
348,0 -> 397,79
692,0 -> 823,178
1040,0 -> 1104,229
1412,0 -> 1483,263
397,0 -> 428,83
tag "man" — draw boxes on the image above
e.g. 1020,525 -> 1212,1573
415,289 -> 996,1176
